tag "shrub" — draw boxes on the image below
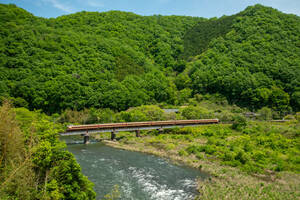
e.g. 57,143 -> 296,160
186,145 -> 204,154
216,111 -> 234,123
174,128 -> 193,135
252,151 -> 266,163
204,145 -> 217,154
234,151 -> 250,164
196,152 -> 204,159
184,135 -> 194,142
59,109 -> 90,124
165,143 -> 176,150
96,108 -> 115,123
117,105 -> 165,122
275,160 -> 285,172
178,149 -> 188,156
202,128 -> 215,137
231,115 -> 247,130
242,162 -> 261,173
257,107 -> 273,120
223,151 -> 235,161
295,112 -> 300,122
243,143 -> 254,152
194,94 -> 204,102
284,114 -> 295,120
180,106 -> 213,119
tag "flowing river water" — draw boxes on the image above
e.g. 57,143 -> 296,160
65,139 -> 208,200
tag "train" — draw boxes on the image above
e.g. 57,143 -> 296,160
66,119 -> 220,132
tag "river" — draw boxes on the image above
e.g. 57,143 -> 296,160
66,141 -> 207,200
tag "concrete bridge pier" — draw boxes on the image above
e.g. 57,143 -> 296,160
111,131 -> 117,141
83,132 -> 90,144
135,130 -> 141,137
158,128 -> 163,134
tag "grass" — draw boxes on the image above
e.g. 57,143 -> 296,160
93,122 -> 300,200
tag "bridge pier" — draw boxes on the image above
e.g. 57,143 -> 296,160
135,130 -> 141,137
111,131 -> 116,141
83,132 -> 90,144
158,128 -> 163,134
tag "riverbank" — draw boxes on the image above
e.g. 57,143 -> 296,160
94,123 -> 300,200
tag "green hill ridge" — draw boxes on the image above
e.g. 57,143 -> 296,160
0,3 -> 299,114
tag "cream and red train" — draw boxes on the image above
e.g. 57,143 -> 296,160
67,119 -> 219,132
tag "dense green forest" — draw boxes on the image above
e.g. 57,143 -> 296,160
186,5 -> 300,112
0,4 -> 299,115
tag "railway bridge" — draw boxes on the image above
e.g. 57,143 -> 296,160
60,119 -> 219,144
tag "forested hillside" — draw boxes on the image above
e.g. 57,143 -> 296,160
185,5 -> 300,113
0,3 -> 203,113
0,3 -> 299,114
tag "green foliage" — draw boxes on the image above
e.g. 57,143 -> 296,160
257,107 -> 273,120
116,105 -> 165,122
177,88 -> 192,105
1,4 -> 299,114
295,112 -> 300,122
178,149 -> 189,156
0,101 -> 34,199
231,115 -> 247,130
291,91 -> 300,111
59,109 -> 92,124
165,143 -> 176,150
0,102 -> 96,199
283,114 -> 295,120
183,14 -> 238,58
188,4 -> 300,112
215,111 -> 234,123
0,4 -> 202,113
185,123 -> 300,173
180,106 -> 213,119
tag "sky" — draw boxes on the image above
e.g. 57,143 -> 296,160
1,0 -> 299,18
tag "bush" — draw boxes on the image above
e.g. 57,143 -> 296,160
223,151 -> 235,161
195,152 -> 204,159
284,114 -> 295,120
295,112 -> 300,122
59,109 -> 91,124
231,115 -> 247,130
165,143 -> 176,150
186,145 -> 204,154
202,129 -> 215,137
184,135 -> 194,142
216,111 -> 234,123
180,106 -> 213,119
173,127 -> 193,135
234,151 -> 250,164
117,105 -> 165,122
204,145 -> 217,154
257,107 -> 273,120
178,149 -> 189,156
96,108 -> 115,123
252,151 -> 266,162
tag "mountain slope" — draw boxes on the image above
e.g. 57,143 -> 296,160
0,4 -> 202,113
0,4 -> 299,113
184,5 -> 300,112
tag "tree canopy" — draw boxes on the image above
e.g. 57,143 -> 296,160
0,4 -> 299,114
